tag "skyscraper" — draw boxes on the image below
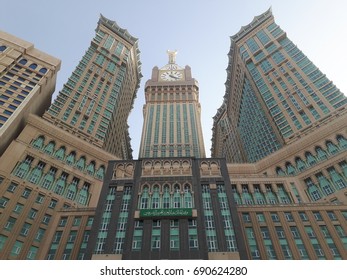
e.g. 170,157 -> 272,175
0,15 -> 141,259
85,10 -> 347,260
210,8 -> 347,260
0,31 -> 61,156
139,50 -> 205,158
212,8 -> 347,163
45,15 -> 142,159
1,9 -> 346,260
86,53 -> 241,260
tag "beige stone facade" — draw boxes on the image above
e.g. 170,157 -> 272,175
0,15 -> 140,260
0,30 -> 61,156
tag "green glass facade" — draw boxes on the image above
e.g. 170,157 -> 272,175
212,8 -> 347,163
46,15 -> 141,158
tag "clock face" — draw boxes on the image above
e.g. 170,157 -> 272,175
160,71 -> 183,81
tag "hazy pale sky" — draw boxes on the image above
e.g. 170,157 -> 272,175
2,0 -> 347,158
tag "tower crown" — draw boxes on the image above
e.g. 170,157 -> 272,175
167,49 -> 177,64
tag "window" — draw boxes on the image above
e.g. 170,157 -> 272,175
29,63 -> 38,70
35,193 -> 45,204
276,227 -> 285,239
0,197 -> 9,208
49,199 -> 58,209
257,213 -> 265,222
59,217 -> 68,227
22,188 -> 32,199
42,214 -> 51,225
7,182 -> 18,193
313,211 -> 323,221
28,208 -> 38,220
10,240 -> 23,257
284,212 -> 294,222
290,226 -> 300,239
73,217 -> 81,226
5,217 -> 16,231
20,223 -> 31,236
19,59 -> 27,65
242,213 -> 251,222
13,203 -> 24,214
271,213 -> 279,222
299,212 -> 308,221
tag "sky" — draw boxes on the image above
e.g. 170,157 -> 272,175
1,0 -> 347,158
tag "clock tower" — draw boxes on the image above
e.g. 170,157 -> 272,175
139,51 -> 206,158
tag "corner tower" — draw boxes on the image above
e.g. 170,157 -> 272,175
139,51 -> 206,158
44,15 -> 142,159
212,8 -> 347,163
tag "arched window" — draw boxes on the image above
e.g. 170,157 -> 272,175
53,173 -> 67,195
96,165 -> 105,180
340,161 -> 347,178
173,184 -> 181,208
65,151 -> 76,165
40,168 -> 56,190
285,162 -> 296,175
54,146 -> 66,160
163,184 -> 171,209
277,184 -> 291,204
336,135 -> 347,149
66,178 -> 78,200
265,185 -> 278,204
32,135 -> 45,149
316,173 -> 335,196
327,167 -> 347,190
315,146 -> 328,161
326,141 -> 339,155
13,156 -> 33,178
28,162 -> 45,184
43,141 -> 55,155
77,182 -> 90,205
19,59 -> 27,65
304,178 -> 322,201
29,63 -> 38,70
151,185 -> 160,209
276,167 -> 286,176
39,67 -> 48,74
184,184 -> 193,208
75,156 -> 86,171
86,161 -> 95,176
241,185 -> 254,204
295,157 -> 306,171
305,151 -> 317,166
139,186 -> 149,209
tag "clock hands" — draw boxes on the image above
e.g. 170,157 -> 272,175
160,71 -> 182,81
169,74 -> 179,80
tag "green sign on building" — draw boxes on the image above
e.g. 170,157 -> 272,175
140,208 -> 193,218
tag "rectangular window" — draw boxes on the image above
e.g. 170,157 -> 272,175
48,199 -> 58,209
35,228 -> 45,242
20,223 -> 31,237
42,214 -> 51,225
7,182 -> 18,193
35,193 -> 45,204
10,240 -> 23,257
5,217 -> 16,231
0,197 -> 9,208
299,212 -> 308,221
22,188 -> 32,199
28,208 -> 38,220
284,212 -> 294,222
